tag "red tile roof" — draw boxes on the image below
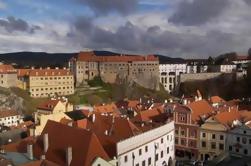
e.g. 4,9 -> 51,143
17,68 -> 72,77
210,96 -> 226,104
0,64 -> 17,74
214,109 -> 241,127
0,109 -> 19,118
36,99 -> 60,112
76,51 -> 158,62
187,99 -> 214,123
94,103 -> 120,115
33,120 -> 110,166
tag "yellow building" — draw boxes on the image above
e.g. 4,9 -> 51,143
0,64 -> 18,88
199,117 -> 228,161
18,67 -> 74,98
32,98 -> 73,136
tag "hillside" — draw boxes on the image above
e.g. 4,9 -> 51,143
0,51 -> 184,67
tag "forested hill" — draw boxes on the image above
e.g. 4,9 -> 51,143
0,51 -> 184,68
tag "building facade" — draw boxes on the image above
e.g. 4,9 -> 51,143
199,117 -> 228,161
116,121 -> 175,166
173,105 -> 199,159
227,124 -> 251,157
159,63 -> 187,93
0,64 -> 17,88
18,68 -> 74,98
0,110 -> 23,127
69,51 -> 159,89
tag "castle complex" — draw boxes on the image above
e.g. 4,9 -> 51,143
69,51 -> 160,89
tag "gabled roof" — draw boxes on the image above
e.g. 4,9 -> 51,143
0,64 -> 17,74
33,120 -> 109,166
187,99 -> 214,123
36,100 -> 60,112
214,109 -> 241,128
0,109 -> 20,118
94,103 -> 119,115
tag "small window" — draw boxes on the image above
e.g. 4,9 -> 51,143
139,149 -> 142,156
229,146 -> 232,151
155,154 -> 158,161
202,133 -> 206,138
148,158 -> 151,165
145,146 -> 148,152
212,134 -> 215,139
161,138 -> 163,143
237,137 -> 240,142
161,151 -> 163,158
220,135 -> 224,140
142,160 -> 146,166
202,141 -> 206,148
244,149 -> 248,155
219,143 -> 224,150
124,155 -> 127,162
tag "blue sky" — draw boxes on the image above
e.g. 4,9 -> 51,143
0,0 -> 251,58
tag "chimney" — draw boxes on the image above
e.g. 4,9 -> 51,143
92,114 -> 96,123
27,144 -> 33,160
43,133 -> 49,153
40,155 -> 45,160
183,99 -> 187,105
66,147 -> 72,166
104,130 -> 108,136
68,122 -> 73,127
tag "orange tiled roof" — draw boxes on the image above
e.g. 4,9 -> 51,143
76,51 -> 158,62
17,68 -> 72,77
36,99 -> 60,111
94,103 -> 119,115
0,109 -> 19,118
214,109 -> 241,127
187,99 -> 214,123
33,120 -> 110,166
0,64 -> 17,74
210,96 -> 226,104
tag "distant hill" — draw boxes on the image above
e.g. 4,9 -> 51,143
0,51 -> 184,68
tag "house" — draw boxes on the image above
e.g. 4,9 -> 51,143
35,98 -> 73,123
17,67 -> 74,98
199,117 -> 228,161
159,63 -> 187,93
0,64 -> 17,88
0,109 -> 23,127
174,99 -> 214,159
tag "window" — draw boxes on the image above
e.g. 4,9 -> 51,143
244,130 -> 247,134
236,148 -> 239,153
242,137 -> 247,144
155,154 -> 158,161
145,146 -> 148,152
148,158 -> 151,165
167,147 -> 169,154
219,143 -> 224,150
212,134 -> 216,139
202,133 -> 206,138
124,155 -> 127,162
142,160 -> 146,166
229,146 -> 232,151
175,129 -> 178,135
181,130 -> 185,136
181,139 -> 186,145
211,142 -> 216,149
139,149 -> 142,156
161,151 -> 163,158
167,135 -> 169,141
244,149 -> 248,155
237,137 -> 240,142
201,141 -> 206,148
161,138 -> 163,143
136,164 -> 139,166
249,139 -> 251,144
220,135 -> 224,140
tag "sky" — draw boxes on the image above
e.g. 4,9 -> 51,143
0,0 -> 251,58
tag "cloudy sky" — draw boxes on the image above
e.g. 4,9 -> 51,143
0,0 -> 251,58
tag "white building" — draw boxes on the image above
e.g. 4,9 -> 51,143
226,122 -> 251,157
210,64 -> 237,73
0,109 -> 23,127
116,121 -> 175,166
159,64 -> 187,92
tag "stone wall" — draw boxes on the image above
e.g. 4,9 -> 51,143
180,72 -> 223,83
